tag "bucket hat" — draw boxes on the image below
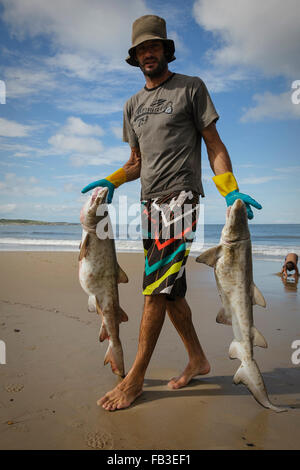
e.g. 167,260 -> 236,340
126,15 -> 176,67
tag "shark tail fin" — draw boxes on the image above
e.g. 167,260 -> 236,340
229,342 -> 288,413
232,361 -> 288,413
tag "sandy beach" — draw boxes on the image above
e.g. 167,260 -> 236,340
0,251 -> 299,450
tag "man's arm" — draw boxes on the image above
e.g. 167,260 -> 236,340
81,146 -> 141,202
201,122 -> 232,175
201,122 -> 262,220
123,146 -> 141,181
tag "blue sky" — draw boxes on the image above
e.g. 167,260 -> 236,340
0,0 -> 299,223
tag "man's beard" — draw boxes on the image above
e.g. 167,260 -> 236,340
139,55 -> 168,78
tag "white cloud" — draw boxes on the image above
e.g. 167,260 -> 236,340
54,173 -> 90,181
239,176 -> 285,185
2,0 -> 150,61
46,53 -> 130,80
274,166 -> 300,173
0,173 -> 57,197
48,116 -> 104,156
241,91 -> 300,122
0,203 -> 17,213
61,116 -> 104,137
1,1 -> 148,104
193,0 -> 300,78
70,145 -> 129,166
195,68 -> 251,93
57,98 -> 124,115
0,140 -> 56,159
110,125 -> 123,139
0,118 -> 33,137
4,66 -> 57,99
49,133 -> 104,154
47,116 -> 128,166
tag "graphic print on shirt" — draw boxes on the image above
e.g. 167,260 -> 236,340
134,99 -> 173,128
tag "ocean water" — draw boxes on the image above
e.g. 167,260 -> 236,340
0,223 -> 299,261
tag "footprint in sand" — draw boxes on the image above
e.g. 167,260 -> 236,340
10,423 -> 30,433
5,384 -> 24,393
85,431 -> 113,449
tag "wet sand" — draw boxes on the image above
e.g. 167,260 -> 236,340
0,251 -> 299,450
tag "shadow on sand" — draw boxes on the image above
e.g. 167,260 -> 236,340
137,367 -> 300,409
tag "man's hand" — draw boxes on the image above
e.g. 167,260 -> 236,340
81,168 -> 127,203
225,189 -> 262,220
81,178 -> 115,203
212,171 -> 262,220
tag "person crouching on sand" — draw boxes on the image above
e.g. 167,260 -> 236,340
281,253 -> 299,280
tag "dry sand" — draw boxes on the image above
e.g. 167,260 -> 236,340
0,251 -> 299,450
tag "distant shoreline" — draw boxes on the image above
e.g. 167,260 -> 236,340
0,219 -> 299,226
0,219 -> 79,226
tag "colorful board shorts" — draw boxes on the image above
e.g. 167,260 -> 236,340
141,190 -> 200,300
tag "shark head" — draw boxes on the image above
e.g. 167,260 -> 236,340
80,186 -> 109,227
221,199 -> 250,243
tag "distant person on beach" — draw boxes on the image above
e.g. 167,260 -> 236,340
81,15 -> 262,411
281,253 -> 299,279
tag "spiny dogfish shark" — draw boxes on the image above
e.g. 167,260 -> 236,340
196,199 -> 288,412
79,186 -> 129,378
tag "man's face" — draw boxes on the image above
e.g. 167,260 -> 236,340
135,40 -> 168,78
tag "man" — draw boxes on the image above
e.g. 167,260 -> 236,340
81,15 -> 262,411
281,253 -> 299,279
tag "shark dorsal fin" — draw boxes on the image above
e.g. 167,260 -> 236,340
196,245 -> 222,267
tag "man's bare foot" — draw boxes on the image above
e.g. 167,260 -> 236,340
167,359 -> 210,389
97,377 -> 143,411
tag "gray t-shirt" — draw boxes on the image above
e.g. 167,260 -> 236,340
123,73 -> 219,200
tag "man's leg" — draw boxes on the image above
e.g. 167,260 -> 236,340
166,297 -> 210,389
98,294 -> 166,411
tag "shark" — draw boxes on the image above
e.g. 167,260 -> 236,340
79,186 -> 129,377
196,199 -> 287,412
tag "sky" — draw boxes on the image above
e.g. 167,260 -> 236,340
0,0 -> 299,224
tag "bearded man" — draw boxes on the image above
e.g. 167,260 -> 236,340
82,15 -> 262,411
